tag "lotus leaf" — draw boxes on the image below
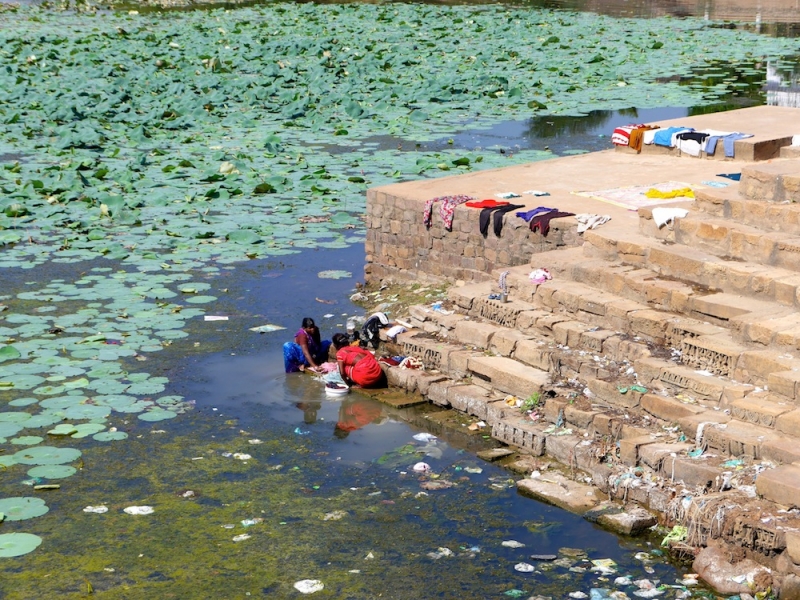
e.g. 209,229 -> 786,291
0,412 -> 32,423
48,424 -> 79,436
10,436 -> 44,446
0,497 -> 49,521
70,423 -> 106,438
62,405 -> 111,420
93,431 -> 128,442
14,446 -> 82,465
138,409 -> 177,422
0,533 -> 43,558
0,346 -> 21,362
27,465 -> 77,479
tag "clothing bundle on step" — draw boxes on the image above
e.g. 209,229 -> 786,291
529,210 -> 575,237
479,204 -> 525,237
611,124 -> 660,152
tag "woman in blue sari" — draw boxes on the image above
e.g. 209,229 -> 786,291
283,317 -> 331,373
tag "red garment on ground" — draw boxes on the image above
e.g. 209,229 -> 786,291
336,346 -> 383,387
465,199 -> 510,209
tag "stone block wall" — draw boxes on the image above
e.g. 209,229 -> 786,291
365,189 -> 581,284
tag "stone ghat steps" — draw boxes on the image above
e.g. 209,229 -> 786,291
644,212 -> 800,275
693,186 -> 800,237
440,278 -> 800,434
391,298 -> 800,510
739,160 -> 800,203
518,247 -> 800,364
582,227 -> 800,312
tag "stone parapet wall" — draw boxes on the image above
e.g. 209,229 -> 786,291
365,189 -> 581,284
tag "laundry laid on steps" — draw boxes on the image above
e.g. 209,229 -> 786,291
464,199 -> 510,209
651,207 -> 689,228
638,126 -> 753,157
574,214 -> 611,233
515,206 -> 557,222
479,204 -> 525,237
717,172 -> 741,181
644,187 -> 694,199
529,210 -> 575,237
422,194 -> 474,231
610,124 -> 659,152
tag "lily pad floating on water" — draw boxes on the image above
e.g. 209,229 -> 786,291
0,346 -> 21,362
27,465 -> 77,479
8,397 -> 38,407
0,533 -> 43,558
93,431 -> 128,442
138,409 -> 177,422
48,424 -> 79,436
14,446 -> 82,465
184,295 -> 217,304
317,270 -> 352,280
10,436 -> 44,446
70,423 -> 106,439
0,497 -> 49,521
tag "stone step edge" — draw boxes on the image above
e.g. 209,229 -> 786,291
439,276 -> 800,398
498,252 -> 800,364
640,211 -> 800,275
393,316 -> 800,449
582,226 -> 800,310
400,300 -> 800,439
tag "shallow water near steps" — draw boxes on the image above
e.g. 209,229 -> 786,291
0,245 -> 710,599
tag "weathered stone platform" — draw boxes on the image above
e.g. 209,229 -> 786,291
365,106 -> 800,597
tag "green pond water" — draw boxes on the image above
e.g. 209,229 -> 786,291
0,0 -> 798,597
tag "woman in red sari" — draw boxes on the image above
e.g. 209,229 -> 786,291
331,333 -> 385,388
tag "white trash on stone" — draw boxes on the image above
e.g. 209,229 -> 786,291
294,580 -> 324,594
123,506 -> 154,515
514,562 -> 535,573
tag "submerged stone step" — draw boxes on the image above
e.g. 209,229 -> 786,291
517,472 -> 602,514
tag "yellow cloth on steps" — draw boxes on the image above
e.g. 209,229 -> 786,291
644,187 -> 694,199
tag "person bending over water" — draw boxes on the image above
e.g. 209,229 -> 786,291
332,333 -> 385,388
283,317 -> 331,373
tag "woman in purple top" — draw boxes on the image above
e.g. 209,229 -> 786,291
283,317 -> 332,373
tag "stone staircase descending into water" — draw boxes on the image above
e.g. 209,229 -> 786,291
378,157 -> 800,577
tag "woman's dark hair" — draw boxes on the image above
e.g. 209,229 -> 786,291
301,317 -> 316,329
332,333 -> 349,349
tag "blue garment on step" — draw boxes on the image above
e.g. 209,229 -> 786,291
652,127 -> 692,147
515,206 -> 556,222
705,133 -> 753,157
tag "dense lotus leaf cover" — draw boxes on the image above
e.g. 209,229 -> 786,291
0,1 -> 797,557
0,3 -> 797,270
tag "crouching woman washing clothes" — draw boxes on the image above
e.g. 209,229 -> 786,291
283,318 -> 331,373
332,333 -> 385,388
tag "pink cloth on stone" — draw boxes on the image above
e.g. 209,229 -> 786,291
423,194 -> 475,231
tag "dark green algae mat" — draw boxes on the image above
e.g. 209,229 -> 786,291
0,1 -> 796,595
